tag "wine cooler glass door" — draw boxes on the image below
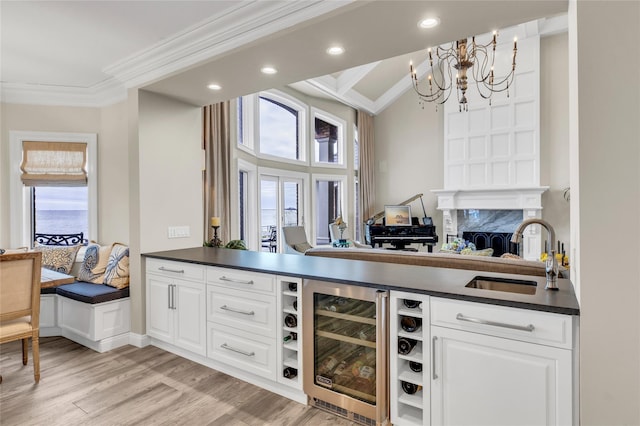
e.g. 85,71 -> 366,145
303,280 -> 389,424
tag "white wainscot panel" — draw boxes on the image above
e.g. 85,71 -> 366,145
490,133 -> 510,157
448,113 -> 466,136
515,160 -> 535,185
468,163 -> 487,186
448,138 -> 465,161
514,101 -> 535,127
514,71 -> 536,98
490,104 -> 510,130
490,162 -> 510,185
447,165 -> 464,187
515,131 -> 535,155
468,136 -> 487,159
468,108 -> 488,133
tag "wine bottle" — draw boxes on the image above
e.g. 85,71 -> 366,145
401,380 -> 422,394
288,282 -> 297,292
283,367 -> 298,379
409,361 -> 423,372
284,313 -> 297,328
403,299 -> 421,309
293,299 -> 297,311
283,332 -> 298,342
400,316 -> 422,332
317,355 -> 339,376
398,337 -> 417,355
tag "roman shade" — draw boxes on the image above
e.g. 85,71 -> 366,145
20,141 -> 87,186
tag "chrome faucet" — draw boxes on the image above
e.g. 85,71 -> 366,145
511,218 -> 559,290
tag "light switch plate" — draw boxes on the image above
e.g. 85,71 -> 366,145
168,226 -> 190,238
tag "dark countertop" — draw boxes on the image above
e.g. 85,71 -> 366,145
143,247 -> 580,316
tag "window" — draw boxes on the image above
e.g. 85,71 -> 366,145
239,170 -> 248,241
9,131 -> 97,247
32,187 -> 88,239
353,125 -> 361,241
257,91 -> 306,162
313,109 -> 345,167
313,174 -> 347,246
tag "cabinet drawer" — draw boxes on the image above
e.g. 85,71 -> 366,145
431,298 -> 573,349
146,258 -> 205,282
207,286 -> 276,337
207,323 -> 276,380
207,266 -> 275,295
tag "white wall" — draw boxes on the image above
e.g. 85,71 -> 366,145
373,88 -> 444,240
572,1 -> 640,424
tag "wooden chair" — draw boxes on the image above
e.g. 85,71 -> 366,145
0,252 -> 43,383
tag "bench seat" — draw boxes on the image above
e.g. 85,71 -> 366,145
40,281 -> 130,352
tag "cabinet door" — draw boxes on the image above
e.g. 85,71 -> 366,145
431,326 -> 572,426
147,275 -> 174,343
174,280 -> 206,356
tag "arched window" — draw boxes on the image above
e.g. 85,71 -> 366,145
258,92 -> 306,162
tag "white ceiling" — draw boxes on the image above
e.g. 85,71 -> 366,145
1,1 -> 568,114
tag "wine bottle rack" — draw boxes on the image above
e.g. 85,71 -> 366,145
391,290 -> 430,426
277,276 -> 302,389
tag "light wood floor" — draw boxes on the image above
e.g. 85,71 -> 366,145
0,337 -> 355,426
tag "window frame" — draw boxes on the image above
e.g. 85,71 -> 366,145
311,107 -> 346,169
236,95 -> 256,154
311,173 -> 348,246
256,90 -> 308,166
9,131 -> 98,247
236,158 -> 258,250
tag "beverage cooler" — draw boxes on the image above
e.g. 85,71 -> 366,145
303,279 -> 389,425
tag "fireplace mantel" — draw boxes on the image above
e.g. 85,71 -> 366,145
432,187 -> 549,210
431,187 -> 549,260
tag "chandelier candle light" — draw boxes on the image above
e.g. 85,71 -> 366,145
409,31 -> 517,112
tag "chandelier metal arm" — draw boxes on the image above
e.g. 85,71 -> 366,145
410,31 -> 517,111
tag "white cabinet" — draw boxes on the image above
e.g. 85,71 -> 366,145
206,266 -> 278,379
146,259 -> 206,356
430,297 -> 574,426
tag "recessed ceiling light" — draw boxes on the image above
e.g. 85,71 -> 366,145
207,84 -> 221,91
326,45 -> 345,56
418,17 -> 440,29
261,66 -> 277,75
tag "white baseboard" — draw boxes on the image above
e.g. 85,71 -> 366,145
61,329 -> 130,353
128,333 -> 150,348
40,326 -> 62,337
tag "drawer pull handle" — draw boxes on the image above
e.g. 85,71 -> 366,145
456,313 -> 535,332
158,266 -> 184,274
219,276 -> 254,285
221,343 -> 255,357
220,305 -> 255,316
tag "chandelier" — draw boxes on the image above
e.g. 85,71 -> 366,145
409,32 -> 517,112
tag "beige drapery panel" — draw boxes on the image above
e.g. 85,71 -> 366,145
357,110 -> 376,224
20,141 -> 87,186
203,102 -> 231,244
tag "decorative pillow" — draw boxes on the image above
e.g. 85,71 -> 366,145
460,248 -> 494,256
34,244 -> 81,274
77,243 -> 114,284
104,243 -> 130,289
293,242 -> 313,253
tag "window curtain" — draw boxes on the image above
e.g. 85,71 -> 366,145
357,110 -> 376,223
203,102 -> 231,244
20,141 -> 87,186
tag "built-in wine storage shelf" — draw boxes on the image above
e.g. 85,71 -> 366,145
391,290 -> 430,426
278,276 -> 302,389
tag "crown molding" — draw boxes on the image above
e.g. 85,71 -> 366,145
2,0 -> 353,107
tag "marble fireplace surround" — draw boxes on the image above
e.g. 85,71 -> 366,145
432,187 -> 549,260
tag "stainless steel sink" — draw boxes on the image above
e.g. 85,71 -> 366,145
465,276 -> 537,295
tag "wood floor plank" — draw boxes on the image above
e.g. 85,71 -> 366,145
0,337 -> 359,426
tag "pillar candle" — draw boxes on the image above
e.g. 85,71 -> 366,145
211,217 -> 220,227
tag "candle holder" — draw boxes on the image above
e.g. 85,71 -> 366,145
210,225 -> 222,248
